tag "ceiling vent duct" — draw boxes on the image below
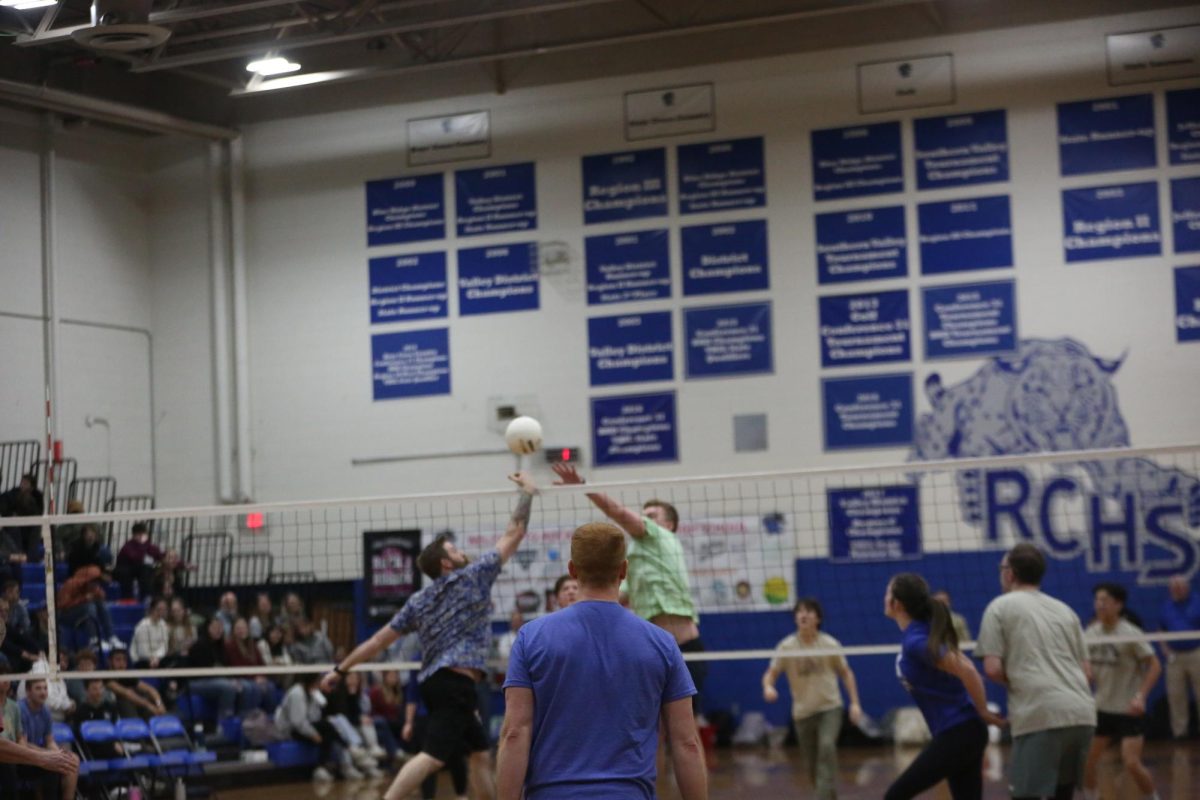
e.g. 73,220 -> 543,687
71,0 -> 171,52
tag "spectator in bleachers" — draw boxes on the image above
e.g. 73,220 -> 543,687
18,651 -> 76,722
130,596 -> 170,668
69,679 -> 123,761
0,675 -> 21,788
282,591 -> 306,626
189,616 -> 257,722
114,523 -> 163,600
66,526 -> 112,578
152,548 -> 190,599
18,677 -> 67,798
0,597 -> 40,673
56,565 -> 122,653
216,591 -> 239,636
275,672 -> 345,782
0,474 -> 43,559
248,591 -> 276,640
65,650 -> 112,709
29,607 -> 50,656
290,616 -> 335,666
166,597 -> 196,659
0,525 -> 27,586
104,648 -> 165,719
52,500 -> 86,561
327,670 -> 385,776
257,624 -> 293,674
2,580 -> 30,638
225,617 -> 273,709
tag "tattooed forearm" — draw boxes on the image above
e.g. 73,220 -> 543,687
511,490 -> 534,527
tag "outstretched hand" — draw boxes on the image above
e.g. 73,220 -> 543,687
319,671 -> 341,694
509,471 -> 539,495
551,463 -> 584,485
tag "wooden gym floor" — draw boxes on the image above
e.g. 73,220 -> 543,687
219,739 -> 1199,799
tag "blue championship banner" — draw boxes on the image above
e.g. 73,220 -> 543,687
585,229 -> 671,305
811,121 -> 903,201
822,373 -> 913,451
815,206 -> 907,285
371,328 -> 450,400
587,311 -> 674,386
1173,177 -> 1200,254
366,173 -> 445,246
455,162 -> 537,236
677,137 -> 766,214
922,280 -> 1016,360
591,391 -> 678,466
913,109 -> 1009,190
1062,182 -> 1162,263
582,147 -> 668,225
1168,88 -> 1200,166
680,220 -> 769,296
1177,266 -> 1200,344
828,486 -> 921,562
818,289 -> 910,368
918,195 -> 1013,275
368,252 -> 448,324
1057,94 -> 1156,176
457,243 -> 539,315
683,302 -> 773,379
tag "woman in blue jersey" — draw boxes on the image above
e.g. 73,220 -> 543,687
883,573 -> 1005,800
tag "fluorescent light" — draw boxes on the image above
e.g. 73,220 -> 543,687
1,0 -> 59,9
246,56 -> 301,76
233,69 -> 358,94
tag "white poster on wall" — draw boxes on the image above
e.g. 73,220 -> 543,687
858,54 -> 954,113
408,111 -> 491,166
1107,25 -> 1200,86
625,83 -> 715,141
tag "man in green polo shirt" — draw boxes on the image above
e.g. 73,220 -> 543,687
551,463 -> 706,710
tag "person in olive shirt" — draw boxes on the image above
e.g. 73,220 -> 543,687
551,463 -> 706,711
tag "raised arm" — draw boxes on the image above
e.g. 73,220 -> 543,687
497,686 -> 535,800
551,463 -> 646,539
496,472 -> 539,565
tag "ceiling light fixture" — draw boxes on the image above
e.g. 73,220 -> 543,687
246,56 -> 302,76
0,0 -> 59,10
233,69 -> 358,95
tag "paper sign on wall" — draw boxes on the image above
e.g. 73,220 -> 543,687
858,54 -> 954,113
828,486 -> 921,562
1176,266 -> 1200,343
457,243 -> 539,315
585,229 -> 671,305
918,195 -> 1013,275
455,162 -> 537,237
822,373 -> 913,450
371,328 -> 450,400
624,83 -> 715,141
1167,88 -> 1200,166
368,252 -> 448,324
587,311 -> 674,386
1062,182 -> 1162,262
581,148 -> 668,224
365,173 -> 445,246
408,111 -> 490,166
1057,94 -> 1156,176
677,137 -> 766,214
1107,25 -> 1200,86
680,220 -> 769,296
922,280 -> 1016,360
683,302 -> 773,379
815,206 -> 907,284
818,289 -> 911,368
913,109 -> 1009,190
811,122 -> 903,201
591,391 -> 678,466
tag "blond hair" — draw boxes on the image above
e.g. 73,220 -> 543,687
570,522 -> 626,587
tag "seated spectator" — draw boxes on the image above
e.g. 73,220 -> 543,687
113,523 -> 163,600
327,670 -> 384,776
281,591 -> 306,626
29,607 -> 50,656
224,617 -> 272,709
188,616 -> 258,722
65,650 -> 113,709
0,675 -> 21,789
274,672 -> 352,782
215,591 -> 239,636
69,679 -> 123,761
18,652 -> 76,722
104,648 -> 165,719
19,677 -> 72,799
257,624 -> 293,674
66,526 -> 112,578
0,526 -> 26,586
248,592 -> 275,640
0,597 -> 40,673
166,598 -> 196,659
289,617 -> 334,665
55,565 -> 122,653
152,548 -> 192,600
2,580 -> 30,638
51,500 -> 86,562
130,597 -> 171,668
0,474 -> 43,559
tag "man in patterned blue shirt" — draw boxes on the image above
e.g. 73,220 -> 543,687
323,472 -> 538,800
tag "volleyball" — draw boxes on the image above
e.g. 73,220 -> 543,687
505,416 -> 543,455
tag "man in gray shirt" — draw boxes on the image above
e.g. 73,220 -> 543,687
976,543 -> 1095,800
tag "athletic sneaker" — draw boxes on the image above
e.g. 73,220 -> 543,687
342,764 -> 365,780
312,766 -> 334,782
367,744 -> 387,759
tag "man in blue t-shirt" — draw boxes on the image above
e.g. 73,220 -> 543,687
322,472 -> 538,800
1161,576 -> 1200,739
497,522 -> 707,800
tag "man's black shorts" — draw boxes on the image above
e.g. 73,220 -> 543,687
680,637 -> 707,712
418,669 -> 489,762
1095,710 -> 1145,740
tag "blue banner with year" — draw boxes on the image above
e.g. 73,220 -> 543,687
811,121 -> 903,201
1062,182 -> 1162,262
366,173 -> 445,246
680,220 -> 769,296
677,137 -> 766,214
818,289 -> 910,368
455,162 -> 537,237
582,148 -> 668,224
368,252 -> 448,324
913,109 -> 1009,190
371,328 -> 450,400
1057,94 -> 1155,176
683,302 -> 773,379
457,243 -> 539,315
815,206 -> 907,285
922,280 -> 1016,359
1173,177 -> 1200,254
588,311 -> 674,386
918,195 -> 1013,274
585,229 -> 671,305
591,391 -> 678,466
822,373 -> 913,450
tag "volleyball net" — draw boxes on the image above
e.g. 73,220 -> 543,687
3,442 -> 1199,704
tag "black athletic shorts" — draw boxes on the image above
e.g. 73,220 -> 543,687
1095,710 -> 1145,740
418,669 -> 489,763
680,637 -> 707,712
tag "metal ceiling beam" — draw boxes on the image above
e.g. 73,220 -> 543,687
129,0 -> 626,73
233,0 -> 927,95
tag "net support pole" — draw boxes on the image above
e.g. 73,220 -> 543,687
42,518 -> 58,678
